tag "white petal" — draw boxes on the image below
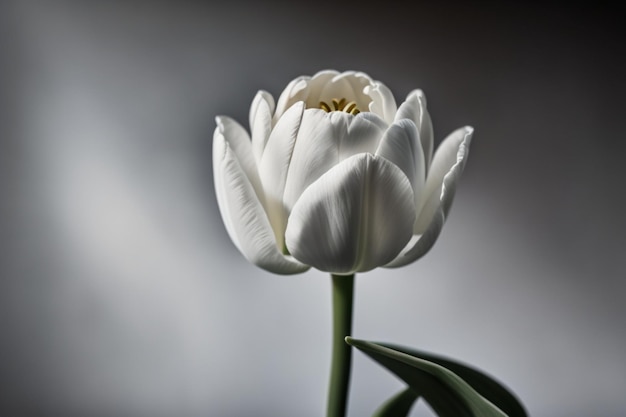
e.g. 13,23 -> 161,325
338,112 -> 389,160
385,126 -> 473,268
274,76 -> 311,121
273,70 -> 342,121
416,126 -> 473,232
249,90 -> 276,129
213,132 -> 309,274
343,71 -> 374,93
285,153 -> 415,274
317,71 -> 381,114
282,110 -> 387,211
259,102 -> 305,248
214,116 -> 263,200
302,69 -> 341,105
365,81 -> 397,124
395,90 -> 434,171
318,74 -> 359,107
213,132 -> 239,250
249,90 -> 275,164
375,119 -> 425,210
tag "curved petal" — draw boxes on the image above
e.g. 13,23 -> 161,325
285,153 -> 415,274
214,116 -> 263,200
365,81 -> 397,124
375,119 -> 425,210
416,125 -> 473,232
258,102 -> 305,248
249,90 -> 276,129
302,69 -> 341,106
385,126 -> 473,268
395,89 -> 434,171
213,132 -> 309,274
282,110 -> 387,210
274,70 -> 344,120
274,70 -> 395,122
344,72 -> 385,111
273,76 -> 311,121
318,74 -> 360,108
344,71 -> 375,94
249,90 -> 275,164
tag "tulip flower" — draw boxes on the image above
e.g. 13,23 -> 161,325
213,70 -> 478,417
213,69 -> 473,276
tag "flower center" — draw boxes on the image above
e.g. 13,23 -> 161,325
319,98 -> 361,115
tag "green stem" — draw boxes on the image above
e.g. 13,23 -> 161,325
327,274 -> 355,417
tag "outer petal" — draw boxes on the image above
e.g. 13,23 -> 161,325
213,131 -> 309,274
282,110 -> 387,210
385,126 -> 473,268
258,102 -> 305,249
214,116 -> 263,200
249,90 -> 275,164
395,89 -> 434,171
375,119 -> 425,210
285,153 -> 415,274
416,126 -> 473,231
273,76 -> 311,121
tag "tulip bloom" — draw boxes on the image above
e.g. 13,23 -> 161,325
213,70 -> 472,275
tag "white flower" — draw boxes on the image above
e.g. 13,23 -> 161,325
213,70 -> 473,275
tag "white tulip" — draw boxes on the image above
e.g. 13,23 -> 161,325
213,70 -> 473,275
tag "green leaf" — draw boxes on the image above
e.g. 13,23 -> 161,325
371,388 -> 419,417
379,342 -> 527,417
346,337 -> 508,417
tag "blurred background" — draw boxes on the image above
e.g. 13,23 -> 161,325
1,1 -> 625,416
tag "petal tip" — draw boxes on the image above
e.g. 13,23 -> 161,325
406,89 -> 426,106
291,79 -> 309,97
462,126 -> 474,144
215,115 -> 227,131
253,89 -> 274,105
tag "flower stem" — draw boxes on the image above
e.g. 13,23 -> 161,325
327,273 -> 355,417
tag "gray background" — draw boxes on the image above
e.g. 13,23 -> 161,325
2,2 -> 625,416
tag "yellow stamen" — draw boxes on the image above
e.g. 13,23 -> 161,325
343,101 -> 357,113
319,101 -> 331,112
319,98 -> 361,115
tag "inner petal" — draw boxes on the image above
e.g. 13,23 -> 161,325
308,74 -> 372,113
